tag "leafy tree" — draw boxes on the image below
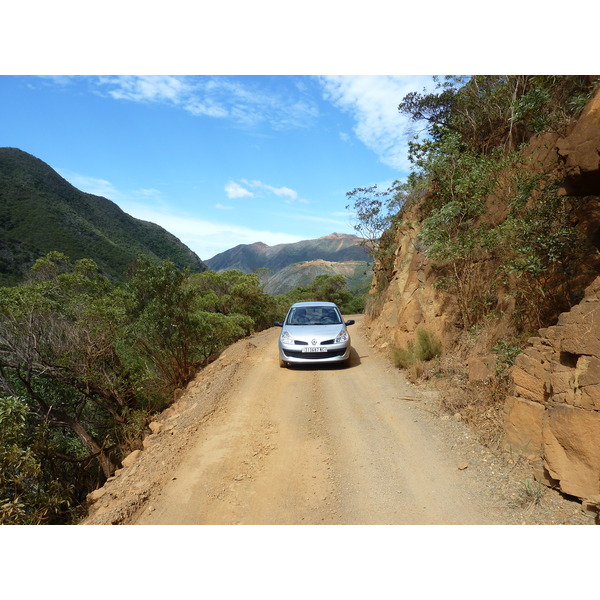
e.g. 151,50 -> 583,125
126,260 -> 263,390
274,274 -> 365,314
394,75 -> 597,330
0,254 -> 151,521
189,269 -> 279,331
345,183 -> 408,256
400,75 -> 594,157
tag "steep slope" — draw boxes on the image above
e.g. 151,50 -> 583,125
205,233 -> 368,273
0,148 -> 207,284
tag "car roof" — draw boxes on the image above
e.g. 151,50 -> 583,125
289,301 -> 338,308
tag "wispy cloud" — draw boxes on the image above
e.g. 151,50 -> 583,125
242,179 -> 298,201
116,201 -> 303,260
57,168 -> 168,207
225,181 -> 254,199
57,168 -> 304,259
225,179 -> 301,203
89,75 -> 319,130
57,170 -> 121,199
318,75 -> 435,172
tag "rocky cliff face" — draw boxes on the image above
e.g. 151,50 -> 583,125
364,220 -> 459,353
365,85 -> 600,503
505,277 -> 600,500
504,88 -> 600,502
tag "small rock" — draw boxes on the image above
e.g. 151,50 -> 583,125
458,462 -> 469,470
122,449 -> 142,468
582,496 -> 600,516
149,421 -> 163,434
87,487 -> 106,503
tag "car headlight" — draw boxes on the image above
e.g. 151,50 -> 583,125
335,329 -> 349,344
280,331 -> 294,345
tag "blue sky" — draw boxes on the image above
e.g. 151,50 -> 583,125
2,4 -> 584,263
1,74 -> 436,260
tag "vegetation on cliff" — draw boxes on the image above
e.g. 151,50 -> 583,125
350,76 -> 599,332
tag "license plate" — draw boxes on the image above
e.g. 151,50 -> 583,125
302,346 -> 326,353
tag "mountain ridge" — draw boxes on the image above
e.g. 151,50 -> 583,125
206,232 -> 368,273
0,147 -> 207,284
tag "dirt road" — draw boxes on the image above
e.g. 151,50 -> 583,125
125,316 -> 506,525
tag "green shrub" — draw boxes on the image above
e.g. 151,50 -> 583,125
392,328 -> 442,370
414,328 -> 443,361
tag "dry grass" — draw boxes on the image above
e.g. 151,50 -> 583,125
391,328 -> 442,374
408,338 -> 510,450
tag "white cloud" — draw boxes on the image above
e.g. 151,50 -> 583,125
57,170 -> 173,212
319,75 -> 435,173
99,75 -> 190,103
57,170 -> 121,199
267,185 -> 297,200
115,201 -> 303,260
92,75 -> 319,131
56,169 -> 310,258
241,179 -> 298,201
225,181 -> 254,199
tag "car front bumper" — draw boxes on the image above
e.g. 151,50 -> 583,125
278,343 -> 351,365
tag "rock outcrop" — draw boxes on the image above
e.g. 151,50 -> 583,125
503,87 -> 600,502
504,277 -> 600,500
556,86 -> 600,196
364,221 -> 459,353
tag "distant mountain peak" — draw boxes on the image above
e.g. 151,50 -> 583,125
317,232 -> 356,240
206,232 -> 368,274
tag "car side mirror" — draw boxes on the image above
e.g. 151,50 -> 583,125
274,321 -> 283,327
345,320 -> 355,326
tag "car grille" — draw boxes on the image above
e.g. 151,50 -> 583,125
293,339 -> 335,346
283,349 -> 346,359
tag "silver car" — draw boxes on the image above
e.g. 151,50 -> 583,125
275,301 -> 355,368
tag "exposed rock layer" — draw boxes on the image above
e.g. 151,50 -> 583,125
505,277 -> 600,499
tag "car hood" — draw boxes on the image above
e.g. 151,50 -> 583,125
284,324 -> 346,341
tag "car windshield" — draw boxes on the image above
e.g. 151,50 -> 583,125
286,306 -> 342,326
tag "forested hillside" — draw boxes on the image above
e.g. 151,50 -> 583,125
0,148 -> 207,284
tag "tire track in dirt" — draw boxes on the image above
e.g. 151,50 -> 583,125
133,333 -> 338,524
133,317 -> 502,524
